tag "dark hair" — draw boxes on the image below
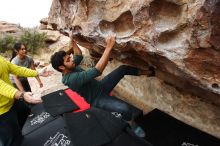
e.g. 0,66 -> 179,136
10,42 -> 24,61
50,51 -> 66,72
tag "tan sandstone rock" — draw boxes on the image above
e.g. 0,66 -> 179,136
43,0 -> 220,138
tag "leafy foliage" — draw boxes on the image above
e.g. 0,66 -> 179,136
0,35 -> 16,53
20,29 -> 47,54
0,29 -> 47,54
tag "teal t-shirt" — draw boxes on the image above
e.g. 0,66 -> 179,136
62,55 -> 102,103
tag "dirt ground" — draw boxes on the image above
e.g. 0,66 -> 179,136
28,64 -> 67,96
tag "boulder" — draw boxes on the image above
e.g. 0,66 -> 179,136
47,0 -> 220,106
0,21 -> 21,33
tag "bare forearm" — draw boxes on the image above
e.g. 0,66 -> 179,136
14,90 -> 42,103
95,35 -> 115,72
67,39 -> 82,56
14,76 -> 24,92
35,76 -> 42,84
95,48 -> 111,73
66,39 -> 74,55
14,90 -> 23,100
73,43 -> 82,55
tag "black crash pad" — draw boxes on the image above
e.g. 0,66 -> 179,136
136,109 -> 220,146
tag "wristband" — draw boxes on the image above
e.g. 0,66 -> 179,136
19,92 -> 25,99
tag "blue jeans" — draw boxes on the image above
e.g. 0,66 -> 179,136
95,65 -> 142,121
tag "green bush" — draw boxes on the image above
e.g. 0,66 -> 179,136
20,29 -> 47,54
0,35 -> 16,53
0,29 -> 47,54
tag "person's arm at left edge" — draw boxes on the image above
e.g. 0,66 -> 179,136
0,79 -> 42,104
7,58 -> 50,78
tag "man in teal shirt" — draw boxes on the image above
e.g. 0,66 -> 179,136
51,33 -> 155,137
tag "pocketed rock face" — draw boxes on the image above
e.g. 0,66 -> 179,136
47,0 -> 220,105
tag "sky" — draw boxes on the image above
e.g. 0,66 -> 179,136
0,0 -> 52,28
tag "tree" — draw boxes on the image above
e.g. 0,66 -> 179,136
0,34 -> 16,53
20,29 -> 47,54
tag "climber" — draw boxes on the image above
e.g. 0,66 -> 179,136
50,31 -> 155,137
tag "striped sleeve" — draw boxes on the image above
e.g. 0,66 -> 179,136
8,59 -> 38,77
0,79 -> 18,99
